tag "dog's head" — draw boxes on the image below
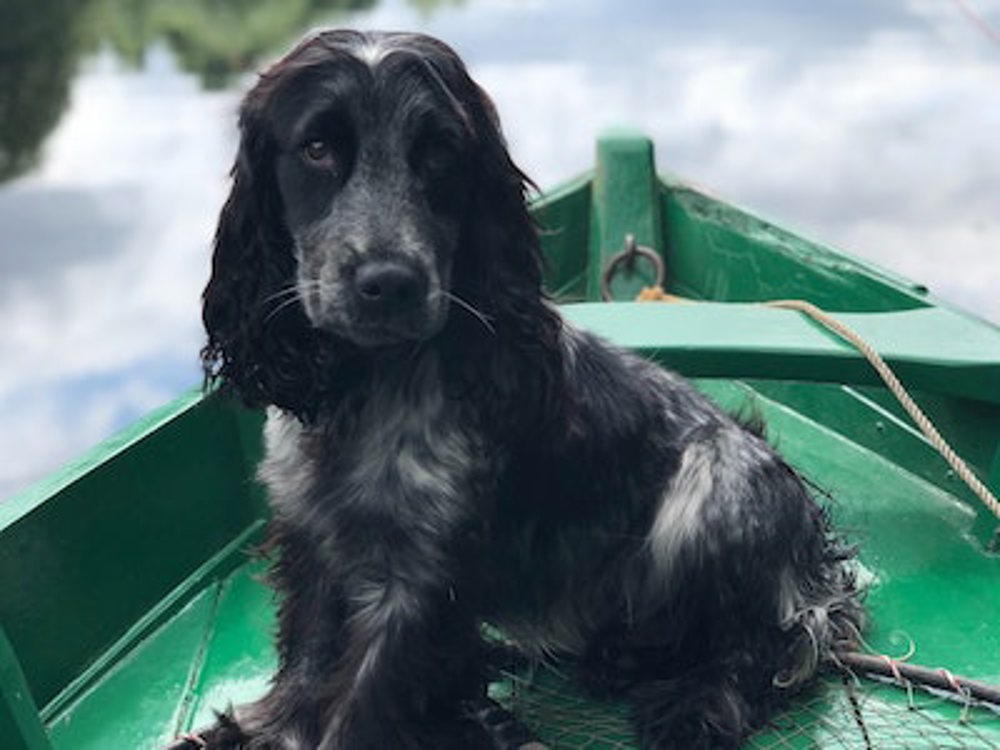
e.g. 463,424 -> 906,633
259,31 -> 484,346
203,30 -> 555,418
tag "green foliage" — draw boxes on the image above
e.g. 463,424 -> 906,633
0,0 -> 384,183
92,0 -> 378,89
0,0 -> 93,182
407,0 -> 467,20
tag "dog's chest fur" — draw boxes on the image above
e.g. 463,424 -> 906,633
259,354 -> 498,611
263,356 -> 486,522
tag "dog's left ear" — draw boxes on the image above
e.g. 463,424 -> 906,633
453,81 -> 547,321
432,52 -> 567,438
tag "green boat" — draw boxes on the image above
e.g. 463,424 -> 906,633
3,131 -> 999,750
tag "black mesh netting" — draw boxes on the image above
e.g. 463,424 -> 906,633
492,664 -> 1000,750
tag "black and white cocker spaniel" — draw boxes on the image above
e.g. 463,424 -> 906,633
189,29 -> 862,750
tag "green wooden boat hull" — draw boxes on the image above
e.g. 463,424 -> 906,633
3,131 -> 999,750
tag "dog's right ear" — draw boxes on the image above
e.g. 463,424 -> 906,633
201,93 -> 321,417
202,97 -> 276,397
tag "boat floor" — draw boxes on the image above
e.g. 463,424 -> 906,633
46,382 -> 1000,749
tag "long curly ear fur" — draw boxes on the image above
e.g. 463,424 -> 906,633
433,53 -> 567,440
201,79 -> 358,421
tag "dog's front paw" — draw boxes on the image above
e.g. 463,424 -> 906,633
165,734 -> 208,750
166,712 -> 250,750
462,697 -> 549,750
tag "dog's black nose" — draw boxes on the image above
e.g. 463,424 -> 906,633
354,260 -> 426,313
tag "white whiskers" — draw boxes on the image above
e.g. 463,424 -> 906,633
261,282 -> 321,323
437,291 -> 495,335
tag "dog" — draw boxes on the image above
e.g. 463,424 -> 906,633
188,29 -> 862,750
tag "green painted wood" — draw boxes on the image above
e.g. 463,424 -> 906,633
658,183 -> 932,313
46,588 -> 218,750
983,449 -> 1000,550
42,563 -> 276,750
0,391 -> 265,712
562,302 -> 1000,405
744,380 -> 1000,546
587,129 -> 664,301
43,558 -> 276,749
180,562 -> 276,733
0,627 -> 51,750
990,449 -> 1000,502
41,520 -> 266,724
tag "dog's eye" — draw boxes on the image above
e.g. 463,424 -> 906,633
302,139 -> 336,170
419,143 -> 458,176
414,143 -> 463,193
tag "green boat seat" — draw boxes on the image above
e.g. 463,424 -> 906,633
563,302 -> 1000,405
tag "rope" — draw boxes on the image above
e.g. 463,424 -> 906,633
628,279 -> 1000,523
841,670 -> 874,750
762,299 -> 1000,523
839,651 -> 1000,708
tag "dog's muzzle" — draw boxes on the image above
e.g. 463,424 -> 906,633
339,257 -> 442,346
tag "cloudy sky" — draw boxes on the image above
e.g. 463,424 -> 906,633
1,0 -> 998,498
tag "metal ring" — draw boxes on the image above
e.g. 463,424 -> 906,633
600,233 -> 665,301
